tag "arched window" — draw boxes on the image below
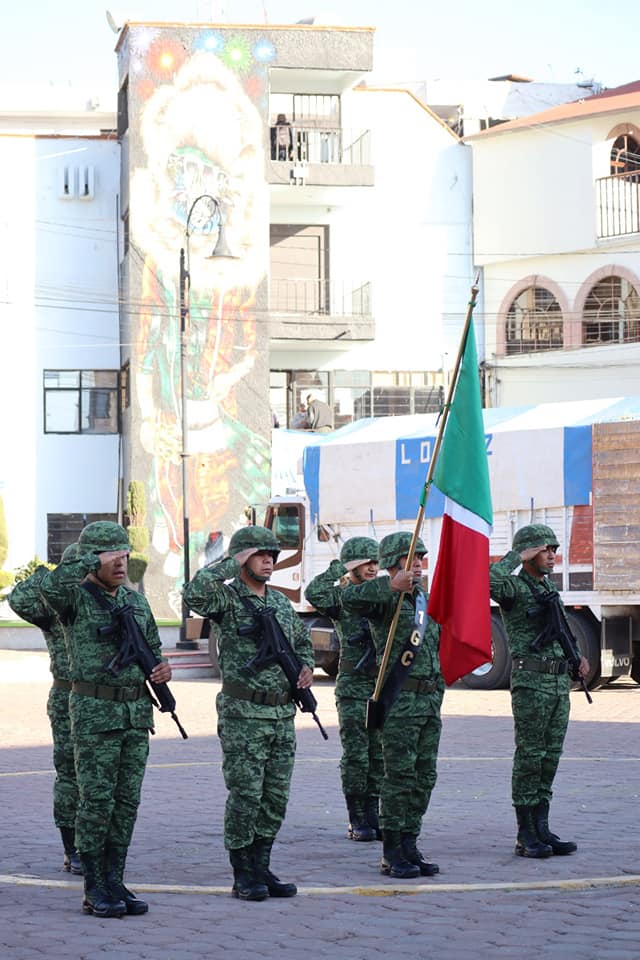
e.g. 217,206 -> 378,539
505,286 -> 563,354
610,134 -> 640,180
583,276 -> 640,344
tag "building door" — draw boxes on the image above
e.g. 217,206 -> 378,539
270,225 -> 328,315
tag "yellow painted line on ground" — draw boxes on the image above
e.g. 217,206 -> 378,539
2,873 -> 640,896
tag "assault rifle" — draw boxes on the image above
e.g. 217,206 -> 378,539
101,604 -> 189,738
528,592 -> 592,704
240,608 -> 328,740
346,619 -> 377,675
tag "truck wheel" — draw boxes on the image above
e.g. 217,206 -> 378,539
564,610 -> 600,688
459,612 -> 511,690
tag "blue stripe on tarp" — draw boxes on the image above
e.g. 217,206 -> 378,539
563,426 -> 592,505
395,436 -> 445,519
302,445 -> 321,524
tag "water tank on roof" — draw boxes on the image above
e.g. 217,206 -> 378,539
296,11 -> 343,25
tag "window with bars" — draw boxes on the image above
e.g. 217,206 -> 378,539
505,286 -> 564,354
583,276 -> 640,344
47,512 -> 118,563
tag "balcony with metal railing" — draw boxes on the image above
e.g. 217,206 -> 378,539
268,277 -> 375,340
267,124 -> 374,188
596,172 -> 640,238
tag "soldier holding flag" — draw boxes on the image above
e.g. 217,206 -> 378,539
342,532 -> 443,879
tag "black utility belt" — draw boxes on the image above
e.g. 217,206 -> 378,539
72,680 -> 146,702
222,681 -> 292,706
52,678 -> 72,691
340,662 -> 378,679
513,657 -> 569,676
404,676 -> 439,694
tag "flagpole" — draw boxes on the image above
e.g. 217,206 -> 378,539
368,275 -> 481,713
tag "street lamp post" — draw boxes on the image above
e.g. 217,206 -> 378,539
177,193 -> 237,649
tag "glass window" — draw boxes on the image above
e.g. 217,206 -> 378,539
44,370 -> 119,434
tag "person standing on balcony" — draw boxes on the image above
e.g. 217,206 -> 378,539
271,113 -> 293,161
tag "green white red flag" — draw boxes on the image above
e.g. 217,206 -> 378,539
427,319 -> 493,684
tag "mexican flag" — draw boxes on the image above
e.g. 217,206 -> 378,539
427,319 -> 493,685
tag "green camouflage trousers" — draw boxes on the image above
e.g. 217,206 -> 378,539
380,714 -> 442,834
511,686 -> 570,806
72,726 -> 149,854
218,713 -> 296,850
336,695 -> 383,797
47,687 -> 78,829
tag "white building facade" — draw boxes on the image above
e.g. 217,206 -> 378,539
468,84 -> 640,406
0,91 -> 121,569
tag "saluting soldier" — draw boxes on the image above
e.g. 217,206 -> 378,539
342,532 -> 443,880
8,543 -> 82,875
41,521 -> 171,918
183,525 -> 314,902
490,524 -> 589,858
305,537 -> 383,842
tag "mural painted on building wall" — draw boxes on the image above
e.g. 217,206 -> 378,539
128,28 -> 274,614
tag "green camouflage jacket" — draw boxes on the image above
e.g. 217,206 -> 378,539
41,553 -> 161,732
305,559 -> 377,698
342,576 -> 444,716
183,556 -> 314,719
8,566 -> 70,681
489,550 -> 571,693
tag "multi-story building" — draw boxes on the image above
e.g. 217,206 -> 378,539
0,86 -> 120,572
467,81 -> 640,405
115,19 -> 473,617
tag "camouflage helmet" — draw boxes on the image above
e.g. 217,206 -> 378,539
340,536 -> 379,566
228,525 -> 280,560
78,521 -> 130,554
61,542 -> 80,561
378,532 -> 427,570
512,524 -> 559,553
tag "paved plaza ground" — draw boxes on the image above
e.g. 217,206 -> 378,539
2,650 -> 640,960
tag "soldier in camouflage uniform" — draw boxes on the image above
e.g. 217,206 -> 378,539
8,543 -> 82,875
342,532 -> 443,880
304,537 -> 383,842
490,523 -> 589,858
41,521 -> 171,918
182,525 -> 314,902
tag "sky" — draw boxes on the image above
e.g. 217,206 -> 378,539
3,0 -> 640,95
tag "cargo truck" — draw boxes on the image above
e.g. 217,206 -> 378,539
264,398 -> 640,688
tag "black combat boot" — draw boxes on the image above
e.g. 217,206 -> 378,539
80,852 -> 126,918
229,847 -> 269,901
380,830 -> 420,878
60,826 -> 83,875
364,795 -> 382,841
400,833 -> 439,876
253,837 -> 297,898
533,800 -> 577,855
105,844 -> 149,915
345,795 -> 376,842
514,805 -> 553,858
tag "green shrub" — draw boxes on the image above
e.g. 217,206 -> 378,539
12,557 -> 55,584
0,570 -> 15,590
126,481 -> 149,585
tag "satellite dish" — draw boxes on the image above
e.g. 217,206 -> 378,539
106,10 -> 120,33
